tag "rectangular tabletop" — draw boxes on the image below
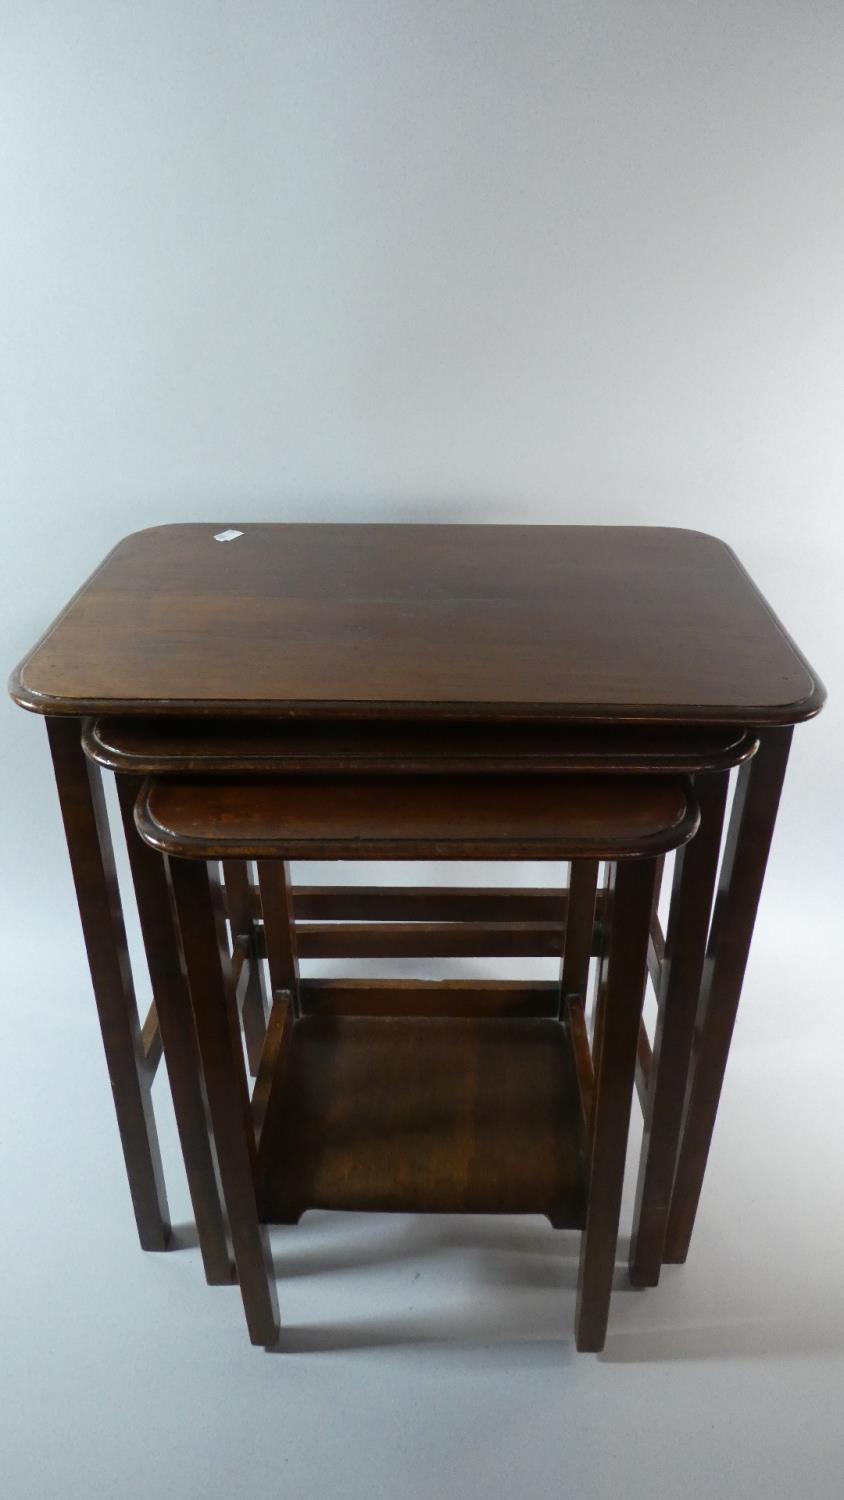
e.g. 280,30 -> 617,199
135,773 -> 699,861
9,524 -> 824,724
83,717 -> 757,775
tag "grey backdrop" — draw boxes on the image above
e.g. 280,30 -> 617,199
1,5 -> 842,1498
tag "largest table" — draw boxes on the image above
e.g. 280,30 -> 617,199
10,523 -> 825,1275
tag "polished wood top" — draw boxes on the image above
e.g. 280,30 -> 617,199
84,715 -> 758,775
10,524 -> 824,724
136,773 -> 699,860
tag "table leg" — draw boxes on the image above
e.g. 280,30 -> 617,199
222,861 -> 270,1074
629,771 -> 728,1285
560,859 -> 599,1017
169,856 -> 279,1347
663,727 -> 793,1263
46,717 -> 170,1250
257,860 -> 301,1017
115,775 -> 233,1284
575,858 -> 657,1353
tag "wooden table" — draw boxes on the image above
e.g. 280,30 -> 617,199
10,523 -> 825,1281
136,768 -> 700,1350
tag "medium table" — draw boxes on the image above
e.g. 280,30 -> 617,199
10,523 -> 825,1277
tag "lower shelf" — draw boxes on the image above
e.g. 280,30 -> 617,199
256,1014 -> 587,1228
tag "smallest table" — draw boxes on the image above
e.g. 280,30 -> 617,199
136,770 -> 699,1351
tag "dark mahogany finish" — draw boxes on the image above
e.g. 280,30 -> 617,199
9,524 -> 825,1327
576,860 -> 658,1351
258,1014 -> 586,1227
168,857 -> 279,1347
113,775 -> 232,1283
146,771 -> 690,1350
628,772 -> 728,1284
11,524 -> 824,723
663,728 -> 794,1261
79,711 -> 756,1283
136,773 -> 699,862
45,718 -> 171,1250
83,717 -> 758,776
